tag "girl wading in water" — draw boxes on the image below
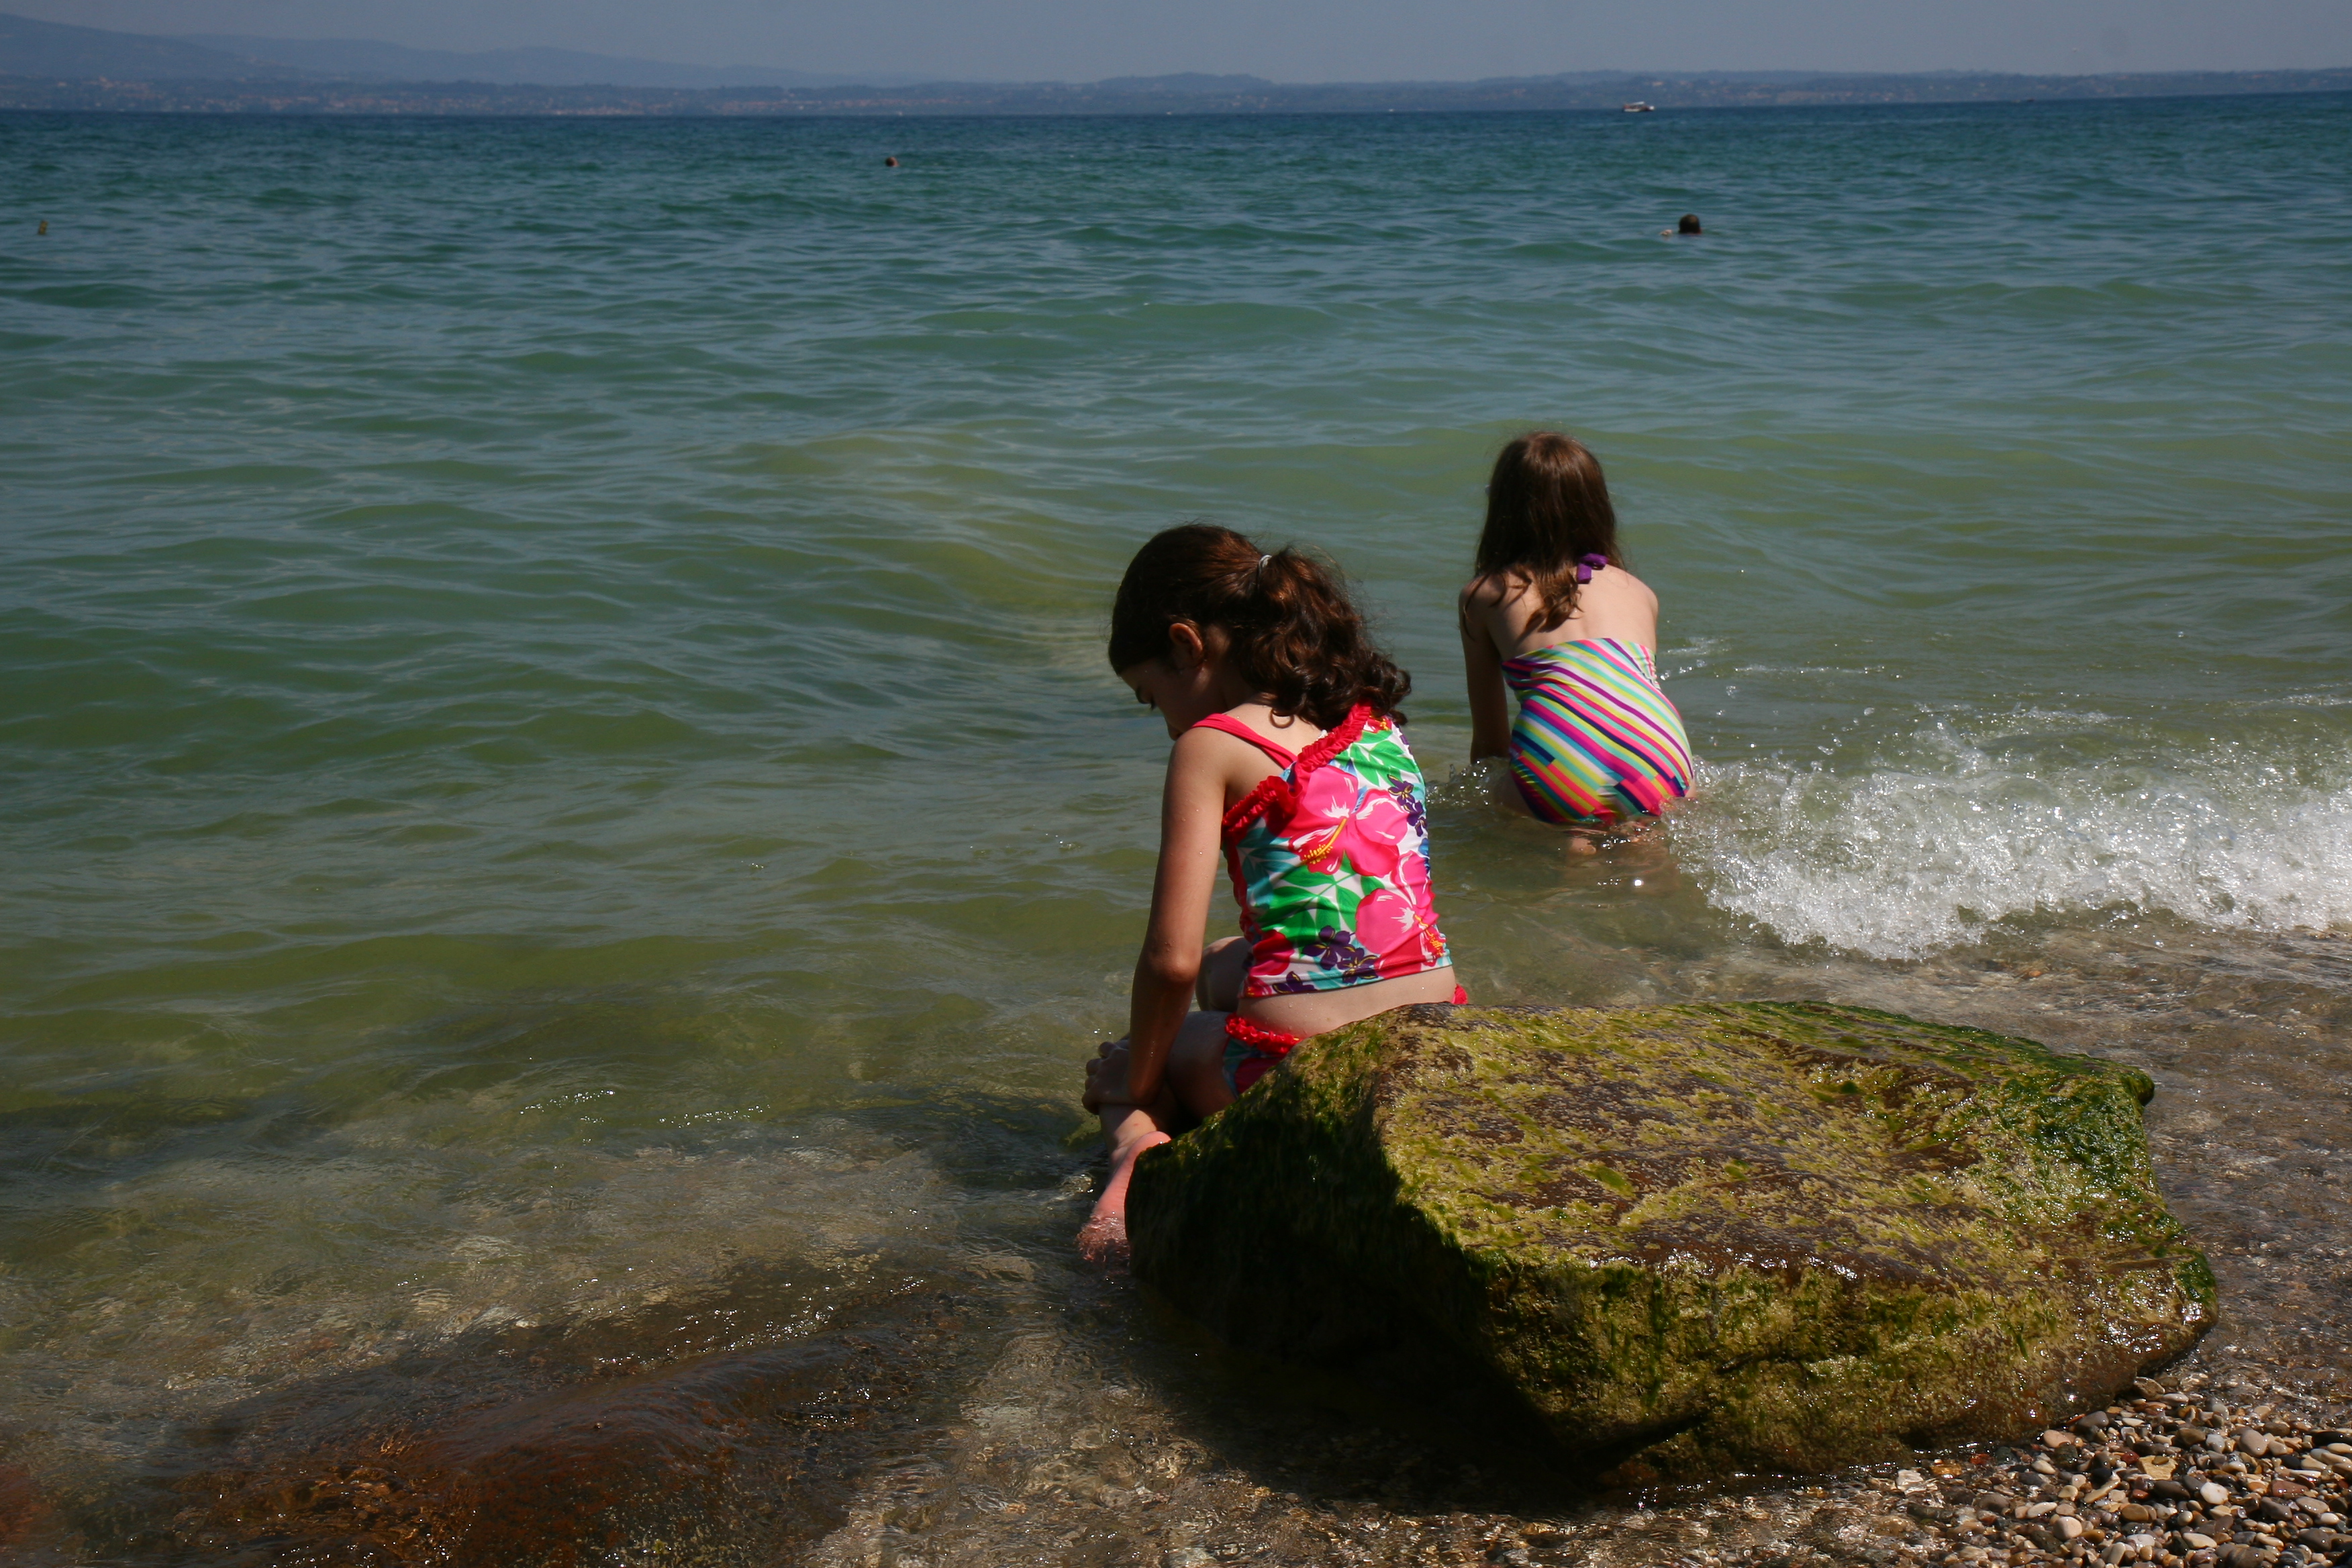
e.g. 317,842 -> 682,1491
1079,525 -> 1463,1260
1459,432 -> 1695,847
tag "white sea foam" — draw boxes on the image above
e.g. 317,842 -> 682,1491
1674,724 -> 2352,959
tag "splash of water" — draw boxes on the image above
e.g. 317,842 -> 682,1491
1675,721 -> 2352,959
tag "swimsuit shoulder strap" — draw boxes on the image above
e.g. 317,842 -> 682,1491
1216,704 -> 1372,841
1191,712 -> 1298,769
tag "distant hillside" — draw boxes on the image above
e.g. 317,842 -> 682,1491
0,11 -> 908,87
0,11 -> 300,80
1,11 -> 2346,116
8,68 -> 2349,117
168,33 -> 920,89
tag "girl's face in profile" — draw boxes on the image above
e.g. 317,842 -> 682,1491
1121,658 -> 1209,740
1118,620 -> 1232,739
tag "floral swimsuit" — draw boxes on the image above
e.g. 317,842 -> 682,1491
1193,705 -> 1458,1091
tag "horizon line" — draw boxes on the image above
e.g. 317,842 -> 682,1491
4,13 -> 2349,90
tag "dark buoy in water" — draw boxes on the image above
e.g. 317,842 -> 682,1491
883,155 -> 899,168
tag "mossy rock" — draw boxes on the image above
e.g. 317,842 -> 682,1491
1127,1001 -> 2214,1480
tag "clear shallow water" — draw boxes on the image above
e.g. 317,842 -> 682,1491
2,97 -> 2349,1562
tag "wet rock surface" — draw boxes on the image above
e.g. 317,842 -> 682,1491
1126,1001 -> 2214,1479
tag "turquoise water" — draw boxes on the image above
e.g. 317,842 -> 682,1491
3,97 -> 2351,1561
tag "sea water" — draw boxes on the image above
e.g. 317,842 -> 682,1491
2,96 -> 2349,1561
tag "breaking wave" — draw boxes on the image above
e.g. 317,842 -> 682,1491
1673,719 -> 2352,959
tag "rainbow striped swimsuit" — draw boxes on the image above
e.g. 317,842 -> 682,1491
1502,638 -> 1694,825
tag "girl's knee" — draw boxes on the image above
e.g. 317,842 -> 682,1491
1168,1012 -> 1236,1116
1197,935 -> 1248,1012
1486,765 -> 1532,818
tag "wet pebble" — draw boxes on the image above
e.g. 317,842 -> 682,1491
791,1336 -> 2352,1568
1655,1372 -> 2352,1568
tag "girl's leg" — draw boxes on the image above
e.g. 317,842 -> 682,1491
1076,1011 -> 1233,1262
1486,760 -> 1534,818
1079,936 -> 1247,1261
1077,1101 -> 1172,1263
1195,936 -> 1248,1013
1167,1010 -> 1237,1118
1492,758 -> 1604,854
1078,1036 -> 1175,1262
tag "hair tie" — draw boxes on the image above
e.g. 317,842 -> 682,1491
1257,554 -> 1272,570
1573,552 -> 1608,584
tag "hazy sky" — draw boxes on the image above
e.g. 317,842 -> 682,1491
27,0 -> 2352,80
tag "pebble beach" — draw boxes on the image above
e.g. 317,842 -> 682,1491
781,1345 -> 2352,1568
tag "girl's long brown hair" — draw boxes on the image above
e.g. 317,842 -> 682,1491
1474,431 -> 1623,632
1107,523 -> 1409,730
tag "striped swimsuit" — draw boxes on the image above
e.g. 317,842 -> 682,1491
1503,638 -> 1694,825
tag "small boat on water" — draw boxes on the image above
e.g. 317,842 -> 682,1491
1622,101 -> 1656,113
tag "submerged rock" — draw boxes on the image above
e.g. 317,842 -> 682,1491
0,1461 -> 57,1549
157,1283 -> 971,1566
1127,1001 -> 2214,1480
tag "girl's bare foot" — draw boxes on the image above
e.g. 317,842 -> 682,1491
1075,1211 -> 1129,1263
1078,1126 -> 1171,1263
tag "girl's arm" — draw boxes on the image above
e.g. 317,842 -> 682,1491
1461,583 -> 1514,762
1123,730 -> 1229,1104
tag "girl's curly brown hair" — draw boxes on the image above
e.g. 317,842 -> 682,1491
1107,523 -> 1409,731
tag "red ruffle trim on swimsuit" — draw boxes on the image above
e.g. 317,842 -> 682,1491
1218,702 -> 1371,843
1222,983 -> 1470,1058
1224,1014 -> 1304,1051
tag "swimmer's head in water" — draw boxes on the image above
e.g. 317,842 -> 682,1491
1477,432 -> 1622,634
1677,213 -> 1703,234
884,155 -> 899,167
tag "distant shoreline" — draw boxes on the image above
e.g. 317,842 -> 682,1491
3,68 -> 2349,118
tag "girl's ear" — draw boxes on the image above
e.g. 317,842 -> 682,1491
1165,621 -> 1207,670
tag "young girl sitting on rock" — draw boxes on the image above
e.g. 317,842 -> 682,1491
1459,432 -> 1695,844
1078,524 -> 1464,1260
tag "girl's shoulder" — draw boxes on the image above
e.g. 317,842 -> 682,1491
1461,569 -> 1550,642
1467,560 -> 1657,601
1459,570 -> 1537,632
1459,569 -> 1522,609
1591,562 -> 1661,609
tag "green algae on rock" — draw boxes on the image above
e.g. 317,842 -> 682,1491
1126,1001 -> 2214,1480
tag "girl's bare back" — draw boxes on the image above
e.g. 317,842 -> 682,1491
1462,562 -> 1661,661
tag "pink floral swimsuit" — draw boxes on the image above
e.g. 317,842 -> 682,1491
1194,705 -> 1458,1089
